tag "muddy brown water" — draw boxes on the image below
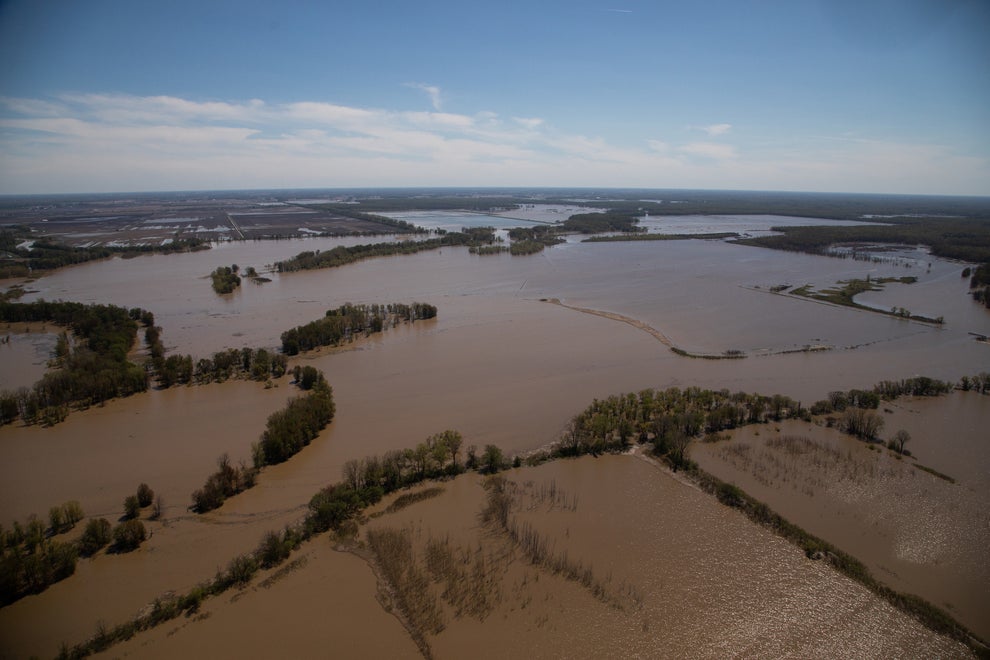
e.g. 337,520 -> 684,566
691,391 -> 990,640
0,324 -> 57,390
1,226 -> 987,657
99,457 -> 970,658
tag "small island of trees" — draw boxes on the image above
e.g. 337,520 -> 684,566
210,265 -> 241,294
281,302 -> 437,355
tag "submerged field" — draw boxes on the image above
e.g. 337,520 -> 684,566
1,200 -> 989,658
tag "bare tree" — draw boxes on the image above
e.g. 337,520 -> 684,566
892,429 -> 911,454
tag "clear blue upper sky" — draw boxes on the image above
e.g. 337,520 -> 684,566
1,0 -> 988,195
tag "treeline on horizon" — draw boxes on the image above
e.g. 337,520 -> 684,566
314,189 -> 990,222
0,229 -> 208,279
735,216 -> 990,264
271,188 -> 990,221
300,205 -> 425,233
274,213 -> 651,271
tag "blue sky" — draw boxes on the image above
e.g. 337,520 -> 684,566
1,0 -> 988,195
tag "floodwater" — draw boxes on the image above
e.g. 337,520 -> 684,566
635,212 -> 878,237
0,324 -> 56,390
118,457 -> 969,658
691,391 -> 990,639
1,214 -> 987,657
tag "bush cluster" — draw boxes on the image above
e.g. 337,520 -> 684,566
254,380 -> 335,466
191,454 -> 258,513
274,231 -> 487,273
110,520 -> 146,553
209,265 -> 241,294
0,302 -> 151,426
281,302 -> 437,355
149,345 -> 289,388
0,505 -> 84,605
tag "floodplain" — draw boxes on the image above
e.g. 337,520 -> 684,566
0,189 -> 988,658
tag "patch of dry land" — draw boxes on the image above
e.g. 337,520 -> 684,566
1,216 -> 988,658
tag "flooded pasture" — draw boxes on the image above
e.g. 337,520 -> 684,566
691,392 -> 990,639
0,324 -> 57,390
92,456 -> 971,658
1,214 -> 988,657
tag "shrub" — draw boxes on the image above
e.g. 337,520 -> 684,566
111,520 -> 146,553
136,483 -> 154,508
62,501 -> 84,528
123,495 -> 140,520
215,554 -> 258,590
716,482 -> 746,508
150,494 -> 164,521
256,530 -> 293,568
79,518 -> 112,556
48,506 -> 65,535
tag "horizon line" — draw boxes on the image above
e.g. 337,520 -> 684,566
2,186 -> 989,201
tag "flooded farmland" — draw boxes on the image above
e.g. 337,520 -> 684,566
1,213 -> 988,658
692,391 -> 990,639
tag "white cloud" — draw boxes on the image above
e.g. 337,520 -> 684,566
679,142 -> 737,160
513,117 -> 544,130
0,93 -> 987,195
696,123 -> 732,137
405,83 -> 443,111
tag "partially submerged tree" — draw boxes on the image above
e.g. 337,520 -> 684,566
891,429 -> 911,454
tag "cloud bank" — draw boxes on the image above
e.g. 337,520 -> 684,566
0,94 -> 987,195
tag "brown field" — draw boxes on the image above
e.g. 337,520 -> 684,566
0,193 -> 403,248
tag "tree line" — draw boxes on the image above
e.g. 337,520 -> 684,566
1,482 -> 158,606
274,231 -> 489,273
0,302 -> 152,426
55,370 -> 980,657
967,264 -> 990,309
280,302 -> 438,355
524,375 -> 956,471
192,370 -> 335,513
560,212 -> 644,234
0,229 -> 207,279
735,217 -> 990,265
150,345 -> 289,388
300,206 -> 425,233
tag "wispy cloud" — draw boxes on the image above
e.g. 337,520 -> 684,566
513,117 -> 544,130
0,94 -> 986,194
695,123 -> 732,137
679,142 -> 737,160
405,83 -> 443,111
